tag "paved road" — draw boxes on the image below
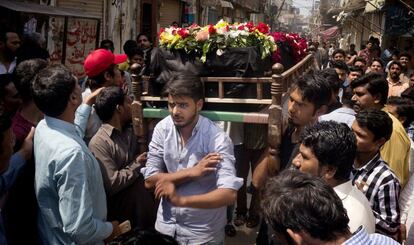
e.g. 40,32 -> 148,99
225,223 -> 259,245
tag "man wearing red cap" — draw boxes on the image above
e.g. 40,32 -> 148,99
82,48 -> 126,143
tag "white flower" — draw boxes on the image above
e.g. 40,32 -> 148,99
216,49 -> 224,56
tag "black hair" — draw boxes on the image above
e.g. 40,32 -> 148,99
14,59 -> 48,103
127,47 -> 144,60
0,74 -> 14,101
0,110 -> 12,156
162,71 -> 204,102
99,39 -> 114,52
342,87 -> 354,107
17,33 -> 49,63
290,73 -> 332,110
371,58 -> 384,68
261,169 -> 350,242
387,96 -> 414,128
400,52 -> 412,61
317,68 -> 342,94
136,33 -> 150,43
94,86 -> 125,123
0,27 -> 17,43
302,121 -> 357,181
31,64 -> 77,117
353,56 -> 367,65
331,60 -> 349,73
350,73 -> 389,106
88,64 -> 116,90
355,109 -> 393,141
402,86 -> 414,102
388,61 -> 403,70
123,40 -> 138,56
332,49 -> 346,58
348,66 -> 363,75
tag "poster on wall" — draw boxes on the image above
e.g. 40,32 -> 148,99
48,16 -> 65,65
65,18 -> 98,78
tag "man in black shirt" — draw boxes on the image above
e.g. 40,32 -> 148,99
257,72 -> 332,245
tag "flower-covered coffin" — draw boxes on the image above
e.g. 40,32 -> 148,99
158,20 -> 277,77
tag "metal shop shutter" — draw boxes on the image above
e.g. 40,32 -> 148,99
56,0 -> 103,40
159,0 -> 181,29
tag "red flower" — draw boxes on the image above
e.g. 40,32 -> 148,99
208,25 -> 216,34
177,28 -> 189,39
245,22 -> 255,32
158,28 -> 165,37
237,25 -> 245,31
256,22 -> 269,34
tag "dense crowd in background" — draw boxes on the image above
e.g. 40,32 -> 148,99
1,22 -> 414,245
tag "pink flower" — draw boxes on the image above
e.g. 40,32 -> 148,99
195,30 -> 209,42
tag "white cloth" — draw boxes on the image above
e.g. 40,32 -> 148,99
319,107 -> 356,128
400,162 -> 414,244
0,59 -> 16,74
334,180 -> 376,233
81,88 -> 102,143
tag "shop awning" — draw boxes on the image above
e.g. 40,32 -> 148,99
320,26 -> 340,40
341,0 -> 366,12
221,1 -> 233,9
0,0 -> 98,19
201,0 -> 233,9
365,0 -> 385,13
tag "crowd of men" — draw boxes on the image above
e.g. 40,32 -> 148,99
1,25 -> 414,245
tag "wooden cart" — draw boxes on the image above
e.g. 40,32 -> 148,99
131,54 -> 316,175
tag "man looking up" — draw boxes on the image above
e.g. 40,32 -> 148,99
292,121 -> 375,233
32,65 -> 122,244
351,73 -> 410,186
351,109 -> 401,238
142,71 -> 243,244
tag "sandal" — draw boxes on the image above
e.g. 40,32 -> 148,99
225,224 -> 237,237
246,214 -> 260,228
233,213 -> 246,227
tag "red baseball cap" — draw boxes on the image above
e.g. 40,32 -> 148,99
84,49 -> 127,77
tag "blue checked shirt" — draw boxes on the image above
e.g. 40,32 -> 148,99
351,153 -> 401,236
34,104 -> 112,244
343,226 -> 399,244
142,115 -> 243,244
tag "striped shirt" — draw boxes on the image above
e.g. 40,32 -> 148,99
351,153 -> 401,236
343,226 -> 400,245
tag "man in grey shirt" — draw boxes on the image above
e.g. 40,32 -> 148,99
142,71 -> 243,244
